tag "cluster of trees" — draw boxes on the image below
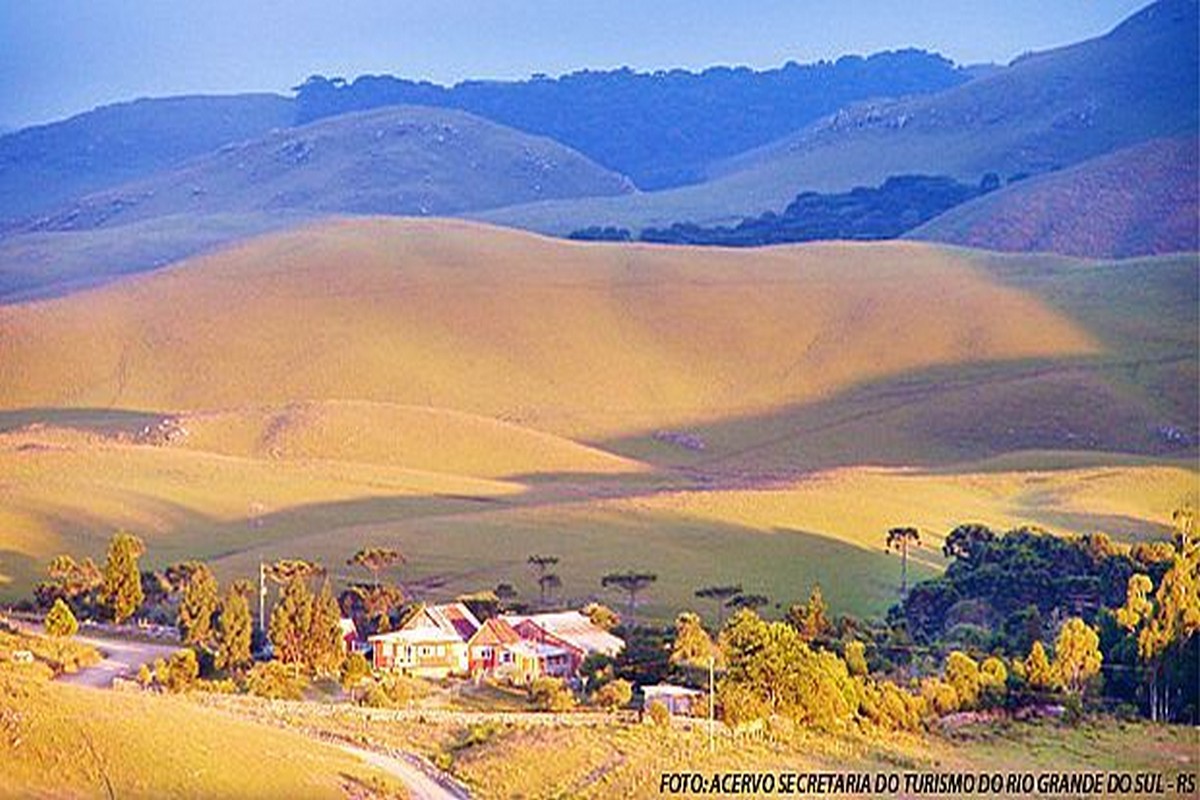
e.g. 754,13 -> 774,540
894,520 -> 1198,722
578,174 -> 995,247
36,531 -> 147,631
292,52 -> 968,190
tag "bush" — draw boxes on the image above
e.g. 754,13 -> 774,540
44,598 -> 78,638
245,660 -> 308,701
157,649 -> 199,693
341,652 -> 372,691
592,678 -> 633,711
529,676 -> 575,712
647,699 -> 670,726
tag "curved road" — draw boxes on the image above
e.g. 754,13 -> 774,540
46,628 -> 468,799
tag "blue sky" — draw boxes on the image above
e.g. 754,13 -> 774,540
0,0 -> 1150,128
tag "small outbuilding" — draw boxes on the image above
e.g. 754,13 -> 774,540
642,683 -> 704,716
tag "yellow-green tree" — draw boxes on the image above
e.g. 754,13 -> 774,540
670,611 -> 717,667
1114,509 -> 1199,721
269,575 -> 314,667
1052,617 -> 1102,696
44,597 -> 78,637
944,651 -> 981,709
216,580 -> 254,672
177,562 -> 219,647
101,531 -> 145,623
1024,640 -> 1055,691
787,584 -> 832,641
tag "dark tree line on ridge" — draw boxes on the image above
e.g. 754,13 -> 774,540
292,51 -> 968,190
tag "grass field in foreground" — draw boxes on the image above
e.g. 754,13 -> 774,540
0,673 -> 404,798
200,694 -> 1200,800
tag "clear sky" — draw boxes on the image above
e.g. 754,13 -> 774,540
0,0 -> 1151,128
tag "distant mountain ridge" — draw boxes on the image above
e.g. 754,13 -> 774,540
0,94 -> 293,223
22,105 -> 633,233
480,0 -> 1199,240
290,50 -> 968,190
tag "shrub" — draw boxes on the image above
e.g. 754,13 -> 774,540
157,649 -> 199,693
246,660 -> 308,700
647,699 -> 670,726
529,676 -> 575,712
341,652 -> 372,691
592,678 -> 633,711
44,598 -> 78,638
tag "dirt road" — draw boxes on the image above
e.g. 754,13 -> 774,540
337,743 -> 470,800
60,633 -> 180,688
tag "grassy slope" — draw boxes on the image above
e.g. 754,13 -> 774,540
0,221 -> 1193,620
27,105 -> 633,233
0,94 -> 295,224
909,137 -> 1200,258
172,400 -> 647,478
207,696 -> 1200,800
0,673 -> 403,798
477,0 -> 1198,235
0,218 -> 1098,440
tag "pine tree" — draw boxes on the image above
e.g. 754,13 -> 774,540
269,576 -> 314,667
177,562 -> 219,647
307,579 -> 345,676
101,531 -> 145,623
787,584 -> 831,641
216,580 -> 254,672
44,597 -> 78,637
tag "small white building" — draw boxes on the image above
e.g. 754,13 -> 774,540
642,683 -> 704,716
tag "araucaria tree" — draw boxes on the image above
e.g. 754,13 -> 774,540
528,555 -> 560,607
886,526 -> 921,596
216,580 -> 254,672
101,531 -> 146,623
177,562 -> 220,647
694,584 -> 742,628
601,571 -> 657,622
347,547 -> 404,589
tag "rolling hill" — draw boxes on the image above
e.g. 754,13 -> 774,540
0,94 -> 294,225
479,0 -> 1199,235
0,219 -> 1194,616
907,136 -> 1199,258
0,218 -> 1099,440
23,106 -> 633,234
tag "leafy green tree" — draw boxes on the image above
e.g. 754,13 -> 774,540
944,651 -> 981,709
1052,617 -> 1103,696
269,575 -> 314,667
670,611 -> 717,667
44,597 -> 78,637
216,580 -> 254,672
46,555 -> 103,599
979,656 -> 1008,706
1024,640 -> 1055,691
788,584 -> 832,641
101,531 -> 145,623
307,579 -> 345,676
177,562 -> 219,647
